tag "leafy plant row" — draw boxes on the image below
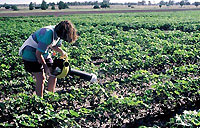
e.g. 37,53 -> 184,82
1,11 -> 200,127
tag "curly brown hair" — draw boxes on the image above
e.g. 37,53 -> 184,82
55,20 -> 78,43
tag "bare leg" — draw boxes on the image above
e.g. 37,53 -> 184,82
32,71 -> 46,97
47,76 -> 57,93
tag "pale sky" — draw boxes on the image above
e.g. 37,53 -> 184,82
0,0 -> 198,4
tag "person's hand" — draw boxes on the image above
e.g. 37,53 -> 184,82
60,51 -> 68,59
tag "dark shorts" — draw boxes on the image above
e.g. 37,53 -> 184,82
23,58 -> 53,73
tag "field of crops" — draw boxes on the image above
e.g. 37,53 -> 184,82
0,11 -> 200,127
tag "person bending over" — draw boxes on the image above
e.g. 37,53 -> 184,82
19,20 -> 78,97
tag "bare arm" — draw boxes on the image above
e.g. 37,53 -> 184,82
36,50 -> 50,75
52,46 -> 67,57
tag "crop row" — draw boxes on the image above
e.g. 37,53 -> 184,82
1,11 -> 200,127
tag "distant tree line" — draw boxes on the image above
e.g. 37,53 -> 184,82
157,0 -> 200,8
28,0 -> 68,10
1,0 -> 200,11
125,0 -> 200,8
1,3 -> 18,11
27,0 -> 110,10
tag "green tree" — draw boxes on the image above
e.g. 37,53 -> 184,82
180,0 -> 185,7
159,0 -> 166,6
194,2 -> 200,7
64,3 -> 69,8
185,2 -> 190,5
41,0 -> 48,10
5,4 -> 10,9
3,3 -> 7,7
159,0 -> 165,8
101,2 -> 110,8
58,1 -> 65,9
29,2 -> 34,10
49,2 -> 55,6
93,4 -> 100,9
11,5 -> 18,11
141,0 -> 146,5
58,1 -> 68,9
51,4 -> 55,10
168,0 -> 174,6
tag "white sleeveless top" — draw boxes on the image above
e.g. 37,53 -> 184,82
19,26 -> 60,56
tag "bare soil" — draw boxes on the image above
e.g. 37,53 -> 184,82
0,8 -> 200,17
